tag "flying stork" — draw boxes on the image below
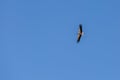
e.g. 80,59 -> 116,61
77,24 -> 84,43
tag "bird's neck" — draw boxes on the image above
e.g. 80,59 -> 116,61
82,32 -> 84,35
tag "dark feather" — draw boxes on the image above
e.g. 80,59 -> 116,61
77,34 -> 81,43
79,24 -> 82,33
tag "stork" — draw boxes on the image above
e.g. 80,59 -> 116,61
77,24 -> 84,43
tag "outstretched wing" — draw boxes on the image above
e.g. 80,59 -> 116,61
77,33 -> 81,43
79,24 -> 82,33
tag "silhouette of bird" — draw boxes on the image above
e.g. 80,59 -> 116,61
77,24 -> 83,43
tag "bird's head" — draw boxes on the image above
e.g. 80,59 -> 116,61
82,32 -> 84,35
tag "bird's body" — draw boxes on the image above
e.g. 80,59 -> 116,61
77,24 -> 83,43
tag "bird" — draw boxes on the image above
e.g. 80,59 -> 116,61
77,24 -> 84,43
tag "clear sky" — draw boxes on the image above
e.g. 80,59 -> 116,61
1,0 -> 120,80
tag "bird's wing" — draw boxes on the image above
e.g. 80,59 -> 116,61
77,33 -> 81,43
79,24 -> 82,33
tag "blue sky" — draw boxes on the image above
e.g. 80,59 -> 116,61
1,0 -> 120,80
